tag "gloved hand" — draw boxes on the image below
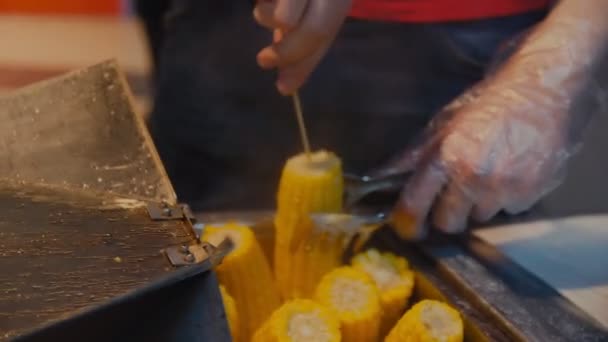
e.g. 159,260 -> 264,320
376,5 -> 608,240
253,0 -> 352,95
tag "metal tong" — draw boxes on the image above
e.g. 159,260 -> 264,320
343,171 -> 413,210
308,170 -> 414,250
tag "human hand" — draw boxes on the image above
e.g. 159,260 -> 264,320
373,2 -> 608,240
378,53 -> 603,240
253,0 -> 352,95
389,84 -> 571,239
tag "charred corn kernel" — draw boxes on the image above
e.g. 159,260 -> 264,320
219,285 -> 239,342
202,223 -> 280,341
253,299 -> 341,342
352,249 -> 414,337
386,299 -> 463,342
315,267 -> 381,342
274,150 -> 344,299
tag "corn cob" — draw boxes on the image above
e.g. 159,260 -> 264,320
274,150 -> 344,299
351,249 -> 415,337
315,266 -> 382,342
286,220 -> 346,299
253,299 -> 341,342
385,299 -> 463,342
219,285 -> 240,342
202,222 -> 280,341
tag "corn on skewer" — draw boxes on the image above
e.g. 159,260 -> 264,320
386,299 -> 464,342
274,150 -> 344,299
315,267 -> 382,342
219,285 -> 240,342
202,223 -> 280,341
253,299 -> 341,342
351,249 -> 414,337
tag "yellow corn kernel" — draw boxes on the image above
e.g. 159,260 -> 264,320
315,266 -> 382,342
274,150 -> 344,299
219,285 -> 239,342
386,299 -> 463,342
253,299 -> 341,342
352,249 -> 414,337
282,219 -> 346,299
202,222 -> 280,341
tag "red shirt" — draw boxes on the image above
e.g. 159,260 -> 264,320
349,0 -> 552,23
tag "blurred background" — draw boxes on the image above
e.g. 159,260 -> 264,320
0,0 -> 153,115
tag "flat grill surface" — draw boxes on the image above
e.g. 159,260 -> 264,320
0,183 -> 192,339
0,61 -> 204,340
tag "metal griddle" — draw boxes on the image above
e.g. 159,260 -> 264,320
0,61 -> 231,341
0,61 -> 606,342
195,211 -> 608,342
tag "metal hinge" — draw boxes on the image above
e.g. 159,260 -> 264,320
164,237 -> 234,267
147,201 -> 197,222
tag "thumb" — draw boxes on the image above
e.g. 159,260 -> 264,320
391,157 -> 447,240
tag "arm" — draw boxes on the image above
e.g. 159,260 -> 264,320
497,0 -> 608,132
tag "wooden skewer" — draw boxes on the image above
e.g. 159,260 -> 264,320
292,91 -> 312,160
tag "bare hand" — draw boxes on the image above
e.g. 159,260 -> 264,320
253,0 -> 352,95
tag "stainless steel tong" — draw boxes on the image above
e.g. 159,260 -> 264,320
343,171 -> 413,210
307,170 -> 414,249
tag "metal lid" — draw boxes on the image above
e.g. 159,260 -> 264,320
0,61 -> 229,341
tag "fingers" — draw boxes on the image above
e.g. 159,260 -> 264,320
391,159 -> 447,240
471,199 -> 502,222
253,0 -> 308,31
257,0 -> 351,75
254,0 -> 351,93
503,193 -> 540,215
253,1 -> 279,30
275,44 -> 327,94
273,29 -> 283,43
432,182 -> 473,233
275,0 -> 309,30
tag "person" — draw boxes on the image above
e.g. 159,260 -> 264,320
146,0 -> 608,239
134,0 -> 171,82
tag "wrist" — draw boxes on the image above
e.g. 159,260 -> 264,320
506,1 -> 608,95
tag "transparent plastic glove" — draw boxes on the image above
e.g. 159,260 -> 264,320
253,0 -> 352,95
376,14 -> 608,240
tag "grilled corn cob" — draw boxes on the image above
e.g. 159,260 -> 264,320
253,299 -> 341,342
351,249 -> 414,337
274,150 -> 344,299
385,299 -> 463,342
315,266 -> 381,342
202,223 -> 280,341
219,285 -> 239,341
286,221 -> 346,299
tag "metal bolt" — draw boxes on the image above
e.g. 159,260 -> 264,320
179,245 -> 189,254
162,207 -> 172,216
183,253 -> 195,263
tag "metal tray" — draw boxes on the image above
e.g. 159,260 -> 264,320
196,211 -> 608,342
